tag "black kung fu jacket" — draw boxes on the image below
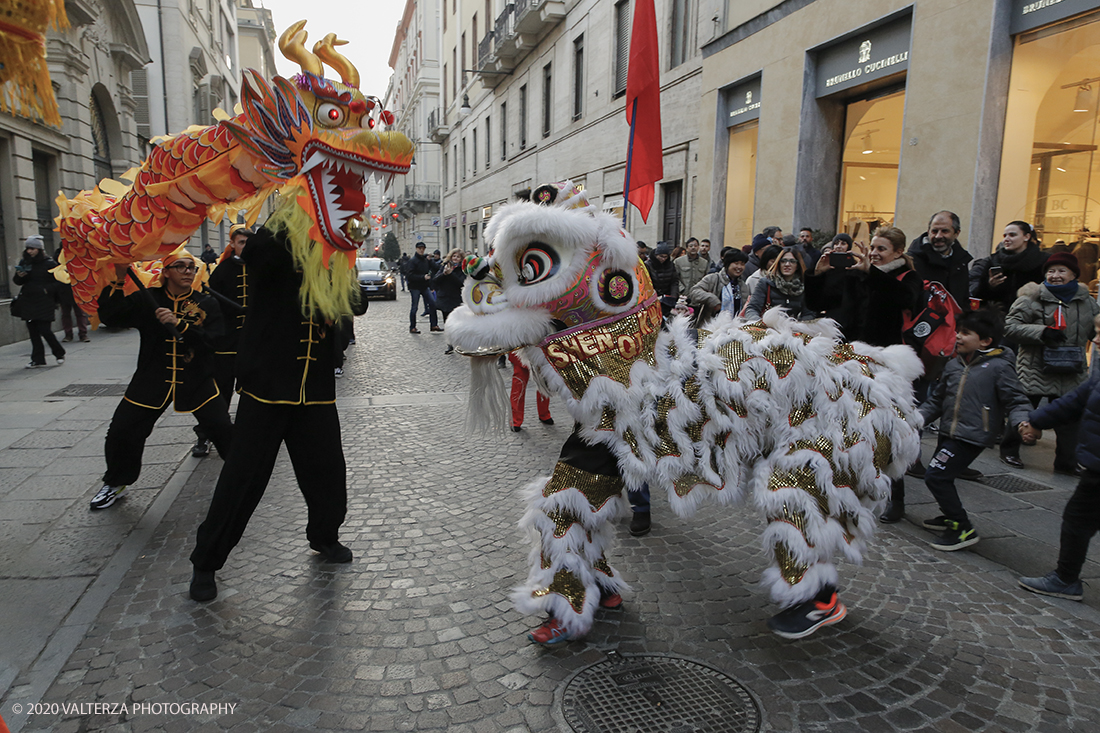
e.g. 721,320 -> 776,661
207,255 -> 248,354
234,226 -> 338,405
97,281 -> 224,412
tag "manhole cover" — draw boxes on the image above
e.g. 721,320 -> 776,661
978,473 -> 1054,493
48,384 -> 129,397
561,652 -> 761,733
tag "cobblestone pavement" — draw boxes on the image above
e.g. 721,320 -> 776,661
5,296 -> 1100,732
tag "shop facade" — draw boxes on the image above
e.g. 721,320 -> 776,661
699,0 -> 1100,281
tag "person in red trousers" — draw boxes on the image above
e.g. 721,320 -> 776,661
508,351 -> 553,432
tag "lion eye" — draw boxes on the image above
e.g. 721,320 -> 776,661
518,244 -> 558,285
317,103 -> 346,127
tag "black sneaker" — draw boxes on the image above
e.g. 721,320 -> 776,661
191,438 -> 210,457
90,484 -> 127,510
922,515 -> 948,531
310,541 -> 353,563
879,501 -> 904,523
629,511 -> 651,537
906,463 -> 926,478
189,570 -> 217,602
959,467 -> 982,480
767,592 -> 847,639
929,521 -> 979,551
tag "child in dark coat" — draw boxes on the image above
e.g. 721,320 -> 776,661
917,309 -> 1031,550
1017,314 -> 1100,600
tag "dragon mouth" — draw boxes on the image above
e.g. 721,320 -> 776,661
300,142 -> 410,252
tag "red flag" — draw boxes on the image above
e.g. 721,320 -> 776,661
1052,303 -> 1067,330
624,0 -> 662,223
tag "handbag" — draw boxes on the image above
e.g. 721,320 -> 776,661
9,294 -> 22,319
1041,345 -> 1083,374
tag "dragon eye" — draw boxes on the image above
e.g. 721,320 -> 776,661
317,103 -> 346,127
518,244 -> 559,285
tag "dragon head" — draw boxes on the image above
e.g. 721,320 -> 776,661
222,20 -> 413,264
445,181 -> 657,357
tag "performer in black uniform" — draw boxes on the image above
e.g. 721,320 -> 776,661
190,224 -> 251,457
90,250 -> 233,509
189,226 -> 362,601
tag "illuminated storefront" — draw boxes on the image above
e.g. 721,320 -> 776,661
699,0 -> 1100,259
995,3 -> 1100,285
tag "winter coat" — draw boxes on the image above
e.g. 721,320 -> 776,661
645,257 -> 680,299
807,263 -> 923,347
1028,376 -> 1100,473
689,270 -> 749,326
674,254 -> 710,298
969,244 -> 1048,313
919,347 -> 1031,448
908,234 -> 972,309
804,268 -> 849,322
12,250 -> 60,322
743,277 -> 813,321
404,252 -> 435,291
1004,281 -> 1100,397
432,263 -> 466,314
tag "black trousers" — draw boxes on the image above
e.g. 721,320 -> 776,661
194,355 -> 237,442
1002,394 -> 1080,469
924,437 -> 985,528
104,397 -> 233,487
27,320 -> 64,364
190,395 -> 348,571
1057,468 -> 1100,583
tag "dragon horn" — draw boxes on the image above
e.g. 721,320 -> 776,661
278,20 -> 323,76
312,33 -> 360,88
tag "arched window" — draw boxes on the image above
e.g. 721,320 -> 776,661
90,93 -> 112,182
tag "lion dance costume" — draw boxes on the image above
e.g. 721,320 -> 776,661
445,182 -> 923,643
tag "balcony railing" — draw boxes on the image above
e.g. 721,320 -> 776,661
478,32 -> 493,70
427,109 -> 448,143
495,4 -> 515,45
396,184 -> 441,214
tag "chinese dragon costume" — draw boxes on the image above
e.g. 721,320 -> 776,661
55,20 -> 413,321
445,181 -> 923,642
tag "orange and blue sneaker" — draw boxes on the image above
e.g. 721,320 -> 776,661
767,591 -> 847,639
527,617 -> 574,646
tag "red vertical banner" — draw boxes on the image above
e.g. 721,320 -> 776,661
623,0 -> 662,223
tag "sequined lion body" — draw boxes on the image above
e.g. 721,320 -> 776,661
56,21 -> 413,317
446,181 -> 923,638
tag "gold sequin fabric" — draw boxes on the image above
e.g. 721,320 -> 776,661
545,508 -> 585,538
542,462 -> 624,511
540,299 -> 662,399
768,467 -> 831,517
775,543 -> 809,587
531,568 -> 587,614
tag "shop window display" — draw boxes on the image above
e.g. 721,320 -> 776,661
838,90 -> 905,244
996,11 -> 1100,290
724,120 -> 758,249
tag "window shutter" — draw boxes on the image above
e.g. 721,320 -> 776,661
131,68 -> 150,141
614,0 -> 630,96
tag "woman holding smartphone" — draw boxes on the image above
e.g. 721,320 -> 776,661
969,221 -> 1048,313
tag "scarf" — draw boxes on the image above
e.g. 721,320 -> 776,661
875,257 -> 908,274
721,278 -> 742,315
1045,281 -> 1078,304
997,243 -> 1045,271
769,274 -> 804,298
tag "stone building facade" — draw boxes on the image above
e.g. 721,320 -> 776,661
429,0 -> 704,256
0,0 -> 150,346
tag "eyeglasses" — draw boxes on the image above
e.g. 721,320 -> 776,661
779,259 -> 798,265
166,264 -> 198,273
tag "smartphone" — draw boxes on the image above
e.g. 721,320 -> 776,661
989,266 -> 1003,276
828,253 -> 856,269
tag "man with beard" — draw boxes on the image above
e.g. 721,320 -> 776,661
907,211 -> 972,309
405,242 -> 441,334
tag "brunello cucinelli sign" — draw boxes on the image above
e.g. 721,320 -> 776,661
1011,0 -> 1100,34
815,13 -> 912,98
724,75 -> 762,128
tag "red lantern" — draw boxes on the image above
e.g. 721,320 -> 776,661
392,213 -> 399,219
389,202 -> 397,208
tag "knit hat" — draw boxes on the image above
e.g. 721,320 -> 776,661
24,235 -> 44,250
832,233 -> 853,246
1045,252 -> 1080,278
751,234 -> 771,252
654,241 -> 673,257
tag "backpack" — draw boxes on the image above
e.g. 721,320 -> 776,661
898,272 -> 963,363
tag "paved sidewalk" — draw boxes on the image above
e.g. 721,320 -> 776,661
2,300 -> 1099,732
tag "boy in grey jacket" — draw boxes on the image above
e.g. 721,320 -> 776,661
918,309 -> 1032,551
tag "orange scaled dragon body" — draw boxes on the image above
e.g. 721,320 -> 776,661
56,20 -> 413,313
